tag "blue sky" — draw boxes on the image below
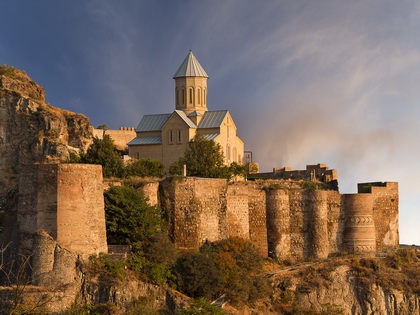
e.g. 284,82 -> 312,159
1,1 -> 419,244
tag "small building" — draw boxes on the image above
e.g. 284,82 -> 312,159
128,51 -> 244,170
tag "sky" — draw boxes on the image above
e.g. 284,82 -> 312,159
1,1 -> 419,244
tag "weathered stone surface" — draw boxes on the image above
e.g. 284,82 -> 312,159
0,67 -> 93,194
17,164 -> 108,258
275,264 -> 420,315
160,178 -> 398,261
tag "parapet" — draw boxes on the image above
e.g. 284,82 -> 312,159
250,163 -> 338,190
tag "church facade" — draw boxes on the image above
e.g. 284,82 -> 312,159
128,51 -> 244,170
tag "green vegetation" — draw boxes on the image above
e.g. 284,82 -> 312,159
104,185 -> 163,244
302,181 -> 321,190
174,237 -> 272,304
169,135 -> 246,180
81,135 -> 124,177
125,158 -> 164,178
74,136 -> 164,178
179,298 -> 227,315
174,253 -> 224,299
0,65 -> 19,79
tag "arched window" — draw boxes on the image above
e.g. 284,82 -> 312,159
233,147 -> 237,162
204,88 -> 206,105
177,130 -> 182,143
182,88 -> 185,105
226,144 -> 231,162
176,88 -> 179,106
197,88 -> 201,105
189,88 -> 193,104
169,130 -> 173,144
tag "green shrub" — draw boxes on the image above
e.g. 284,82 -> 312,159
0,65 -> 19,78
81,135 -> 124,178
179,298 -> 227,315
104,185 -> 164,244
174,253 -> 224,299
302,181 -> 319,190
88,254 -> 127,284
125,158 -> 164,178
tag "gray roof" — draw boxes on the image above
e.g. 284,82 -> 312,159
136,114 -> 171,132
173,50 -> 209,78
128,136 -> 162,145
198,110 -> 228,128
174,110 -> 197,128
202,133 -> 220,141
187,110 -> 203,117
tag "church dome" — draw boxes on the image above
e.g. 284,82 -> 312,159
173,50 -> 209,78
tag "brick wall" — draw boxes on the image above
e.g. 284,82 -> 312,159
358,182 -> 399,252
18,164 -> 107,257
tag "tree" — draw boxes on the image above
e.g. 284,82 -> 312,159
170,135 -> 246,180
125,158 -> 164,178
81,135 -> 124,178
183,135 -> 225,178
104,185 -> 163,244
174,253 -> 224,299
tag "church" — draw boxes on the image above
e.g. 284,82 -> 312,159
128,51 -> 244,170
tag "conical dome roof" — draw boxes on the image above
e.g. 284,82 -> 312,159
173,50 -> 209,78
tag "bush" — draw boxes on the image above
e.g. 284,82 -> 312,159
104,185 -> 163,244
174,253 -> 224,299
125,158 -> 164,178
81,135 -> 124,178
87,254 -> 127,284
199,237 -> 270,304
142,233 -> 179,266
179,298 -> 227,315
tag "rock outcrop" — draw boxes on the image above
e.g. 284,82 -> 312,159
0,65 -> 93,193
270,250 -> 420,315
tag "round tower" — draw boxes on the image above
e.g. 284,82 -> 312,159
266,189 -> 290,260
173,50 -> 209,117
307,190 -> 329,259
344,194 -> 376,255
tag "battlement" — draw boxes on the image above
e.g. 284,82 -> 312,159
93,127 -> 136,151
251,164 -> 338,189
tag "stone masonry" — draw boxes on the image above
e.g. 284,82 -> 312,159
157,178 -> 399,261
17,163 -> 108,258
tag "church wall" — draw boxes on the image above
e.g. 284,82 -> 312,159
161,115 -> 192,169
129,143 -> 162,162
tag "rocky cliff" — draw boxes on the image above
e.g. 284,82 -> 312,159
0,65 -> 93,193
269,249 -> 420,315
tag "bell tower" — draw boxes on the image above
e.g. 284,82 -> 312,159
173,50 -> 209,116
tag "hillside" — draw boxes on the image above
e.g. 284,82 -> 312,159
0,65 -> 93,193
0,248 -> 418,314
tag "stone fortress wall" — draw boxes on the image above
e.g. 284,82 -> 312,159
17,164 -> 108,257
12,163 -> 398,284
157,177 -> 398,261
93,127 -> 136,151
